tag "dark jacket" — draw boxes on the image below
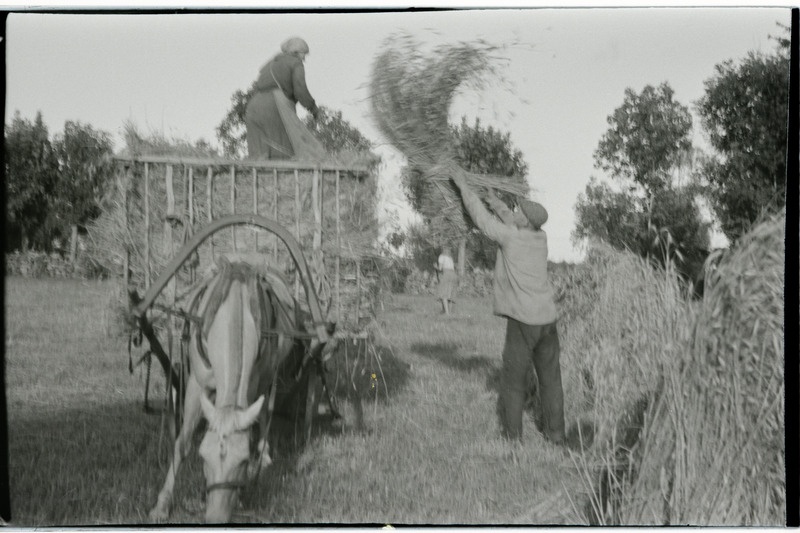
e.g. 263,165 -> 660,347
253,52 -> 318,115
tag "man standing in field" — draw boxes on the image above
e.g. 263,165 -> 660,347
450,172 -> 565,446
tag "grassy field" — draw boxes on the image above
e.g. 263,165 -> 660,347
5,276 -> 587,526
7,210 -> 785,526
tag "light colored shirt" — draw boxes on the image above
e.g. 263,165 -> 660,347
459,184 -> 558,325
437,253 -> 455,271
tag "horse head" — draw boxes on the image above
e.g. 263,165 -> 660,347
192,261 -> 264,523
198,392 -> 264,523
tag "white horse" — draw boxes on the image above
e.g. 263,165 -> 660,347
149,257 -> 302,523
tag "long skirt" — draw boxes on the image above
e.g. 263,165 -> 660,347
437,269 -> 457,300
245,89 -> 327,161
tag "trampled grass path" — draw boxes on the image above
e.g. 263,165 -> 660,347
6,278 -> 585,525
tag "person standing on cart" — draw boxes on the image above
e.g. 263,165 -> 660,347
245,36 -> 326,160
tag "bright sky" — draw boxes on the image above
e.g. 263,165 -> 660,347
5,7 -> 791,262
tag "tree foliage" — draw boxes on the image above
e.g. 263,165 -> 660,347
5,111 -> 59,250
574,178 -> 643,248
403,222 -> 440,273
50,121 -> 114,231
575,179 -> 710,277
303,107 -> 373,154
404,117 -> 527,215
5,113 -> 116,255
696,32 -> 790,241
451,117 -> 528,179
575,83 -> 709,281
402,117 -> 528,269
594,82 -> 693,192
216,87 -> 254,158
216,87 -> 372,158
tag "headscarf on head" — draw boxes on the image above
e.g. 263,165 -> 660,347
519,200 -> 548,229
281,37 -> 310,56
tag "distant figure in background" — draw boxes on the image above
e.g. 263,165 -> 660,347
245,37 -> 326,160
434,246 -> 457,315
450,174 -> 566,446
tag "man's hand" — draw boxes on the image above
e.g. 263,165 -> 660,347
447,167 -> 510,244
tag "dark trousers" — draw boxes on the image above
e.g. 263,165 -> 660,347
500,318 -> 565,442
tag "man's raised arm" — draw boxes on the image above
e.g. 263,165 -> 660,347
450,171 -> 511,244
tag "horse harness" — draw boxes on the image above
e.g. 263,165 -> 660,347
179,271 -> 322,369
170,271 -> 339,495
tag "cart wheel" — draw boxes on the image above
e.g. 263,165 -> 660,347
303,363 -> 321,443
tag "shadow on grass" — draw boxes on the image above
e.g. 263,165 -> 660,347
384,304 -> 414,313
243,339 -> 413,513
484,365 -> 545,436
7,399 -> 201,526
8,354 -> 409,528
410,342 -> 496,373
485,366 -> 596,452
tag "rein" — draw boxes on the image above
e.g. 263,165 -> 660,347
206,370 -> 281,496
151,302 -> 204,325
206,480 -> 248,494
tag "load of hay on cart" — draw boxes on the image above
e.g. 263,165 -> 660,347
107,154 -> 381,445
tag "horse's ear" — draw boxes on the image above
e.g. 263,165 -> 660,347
235,395 -> 265,430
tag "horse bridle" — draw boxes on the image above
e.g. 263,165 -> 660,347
206,480 -> 248,494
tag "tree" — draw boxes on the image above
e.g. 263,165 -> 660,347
404,222 -> 440,274
217,87 -> 253,158
454,118 -> 529,272
402,117 -> 529,273
595,82 -> 693,192
575,83 -> 710,281
575,181 -> 711,280
574,178 -> 646,251
303,107 -> 373,153
451,117 -> 529,179
216,87 -> 373,158
696,32 -> 790,241
51,121 -> 115,262
5,111 -> 58,251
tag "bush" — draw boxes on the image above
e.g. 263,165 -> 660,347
401,266 -> 495,297
5,250 -> 97,279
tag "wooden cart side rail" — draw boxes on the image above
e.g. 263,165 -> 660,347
133,214 -> 329,343
113,154 -> 370,174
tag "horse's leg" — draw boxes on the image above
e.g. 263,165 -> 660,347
150,377 -> 203,521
